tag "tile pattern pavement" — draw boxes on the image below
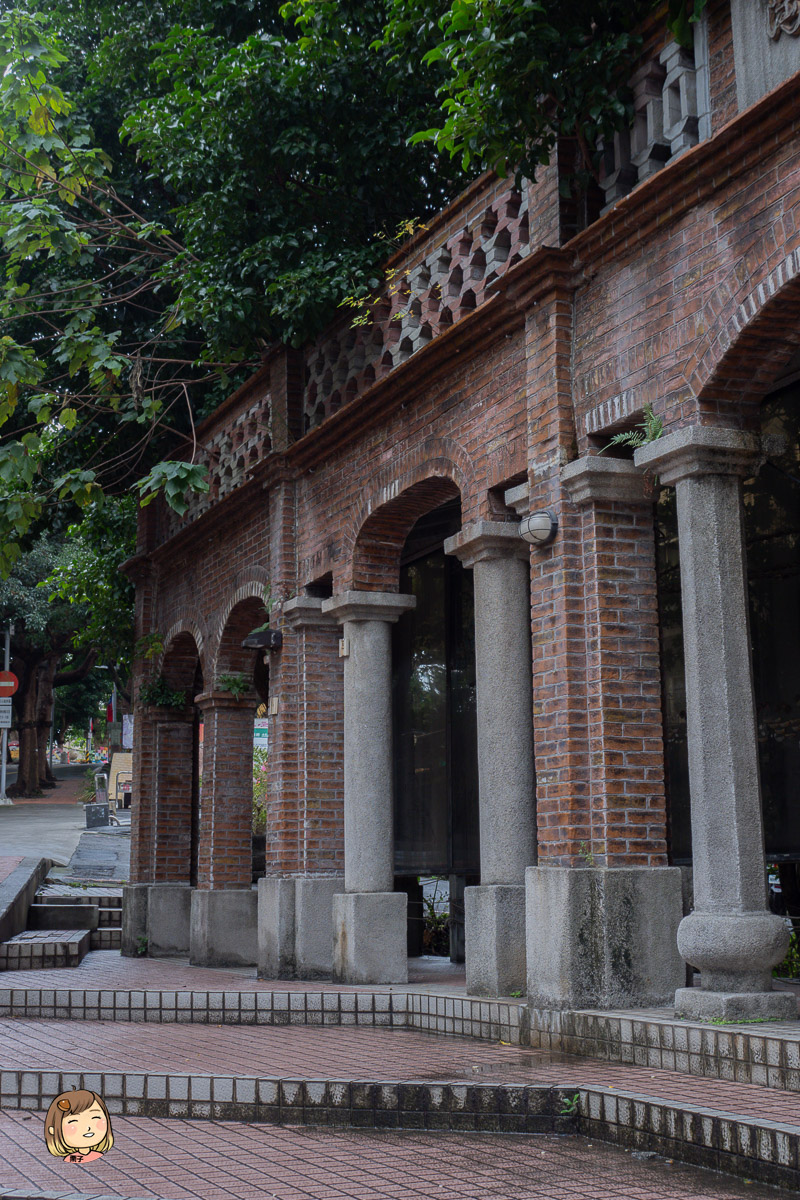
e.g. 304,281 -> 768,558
0,1111 -> 790,1200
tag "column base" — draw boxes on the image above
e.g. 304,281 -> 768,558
465,884 -> 526,997
121,884 -> 149,957
675,986 -> 796,1023
147,884 -> 192,957
296,876 -> 344,978
332,891 -> 407,984
526,865 -> 685,1009
190,888 -> 258,967
257,877 -> 295,979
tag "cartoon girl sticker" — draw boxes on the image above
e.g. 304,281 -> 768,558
44,1089 -> 114,1164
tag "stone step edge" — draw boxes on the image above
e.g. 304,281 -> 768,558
0,987 -> 522,1043
525,1005 -> 800,1094
1,1069 -> 798,1190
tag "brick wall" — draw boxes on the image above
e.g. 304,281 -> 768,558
131,13 -> 800,886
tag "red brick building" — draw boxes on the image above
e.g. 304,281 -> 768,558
124,1 -> 800,1020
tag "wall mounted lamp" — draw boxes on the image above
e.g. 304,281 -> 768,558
519,509 -> 558,547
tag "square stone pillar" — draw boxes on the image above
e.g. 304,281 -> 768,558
637,427 -> 794,1021
322,590 -> 415,984
445,521 -> 535,996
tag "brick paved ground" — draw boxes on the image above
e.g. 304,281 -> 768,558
3,1018 -> 800,1128
0,1110 -> 788,1200
0,950 -> 467,993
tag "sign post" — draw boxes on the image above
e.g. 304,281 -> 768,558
0,624 -> 17,805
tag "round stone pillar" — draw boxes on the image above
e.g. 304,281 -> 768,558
445,521 -> 535,995
637,426 -> 793,1021
321,589 -> 415,983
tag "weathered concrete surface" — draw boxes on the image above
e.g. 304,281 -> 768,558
332,890 -> 407,984
637,427 -> 791,1018
258,876 -> 296,979
147,883 -> 192,957
190,888 -> 258,967
731,0 -> 800,112
526,866 -> 684,1009
121,883 -> 148,957
0,857 -> 50,945
465,884 -> 526,997
295,875 -> 343,978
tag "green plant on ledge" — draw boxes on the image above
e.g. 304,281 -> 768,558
217,672 -> 250,699
599,403 -> 664,454
138,675 -> 188,709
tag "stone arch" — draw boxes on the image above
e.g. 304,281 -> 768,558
689,248 -> 800,420
342,438 -> 476,591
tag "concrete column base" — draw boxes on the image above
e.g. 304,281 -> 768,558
674,986 -> 796,1022
258,876 -> 344,979
332,891 -> 407,984
465,884 -> 526,997
526,865 -> 685,1009
258,877 -> 295,979
296,877 -> 344,978
121,884 -> 149,957
190,888 -> 258,967
147,884 -> 192,957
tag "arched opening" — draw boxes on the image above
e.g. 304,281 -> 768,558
391,498 -> 479,961
657,379 -> 800,880
159,632 -> 204,887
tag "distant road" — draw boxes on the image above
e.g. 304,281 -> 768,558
2,761 -> 100,785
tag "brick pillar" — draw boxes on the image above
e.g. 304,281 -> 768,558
321,590 -> 415,984
526,456 -> 683,1010
258,596 -> 344,981
445,521 -> 535,996
194,692 -> 256,890
189,690 -> 258,967
637,426 -> 794,1021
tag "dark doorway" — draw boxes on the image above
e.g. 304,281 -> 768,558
392,500 -> 480,959
657,386 -> 800,863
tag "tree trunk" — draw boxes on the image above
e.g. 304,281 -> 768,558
36,658 -> 58,787
8,655 -> 43,797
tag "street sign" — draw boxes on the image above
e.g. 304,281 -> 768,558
0,672 -> 18,697
0,698 -> 12,729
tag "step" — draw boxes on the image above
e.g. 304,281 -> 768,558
36,881 -> 123,908
0,929 -> 90,970
1,1065 -> 798,1191
90,927 -> 121,950
26,903 -> 97,932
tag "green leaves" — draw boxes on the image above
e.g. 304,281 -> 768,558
134,459 -> 210,515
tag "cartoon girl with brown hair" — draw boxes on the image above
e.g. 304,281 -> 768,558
44,1089 -> 114,1164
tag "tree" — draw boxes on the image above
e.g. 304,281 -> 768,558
0,0 -> 701,569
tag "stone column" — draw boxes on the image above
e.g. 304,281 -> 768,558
257,596 -> 344,980
321,590 -> 415,984
189,691 -> 258,968
445,521 -> 535,996
637,426 -> 793,1021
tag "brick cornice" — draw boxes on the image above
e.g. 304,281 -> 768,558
491,245 -> 581,311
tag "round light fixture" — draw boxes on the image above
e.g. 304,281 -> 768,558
519,509 -> 558,547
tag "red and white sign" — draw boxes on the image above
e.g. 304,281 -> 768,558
0,672 -> 18,697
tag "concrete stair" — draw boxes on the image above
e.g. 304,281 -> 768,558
0,880 -> 123,966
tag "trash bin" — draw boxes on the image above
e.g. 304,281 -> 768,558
85,802 -> 109,829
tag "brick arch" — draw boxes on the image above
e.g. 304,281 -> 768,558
341,438 -> 476,592
159,621 -> 206,693
689,248 -> 800,421
211,582 -> 270,679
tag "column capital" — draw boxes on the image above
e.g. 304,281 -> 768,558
634,426 -> 760,486
283,595 -> 339,630
322,590 -> 416,624
444,520 -> 529,567
561,456 -> 652,505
